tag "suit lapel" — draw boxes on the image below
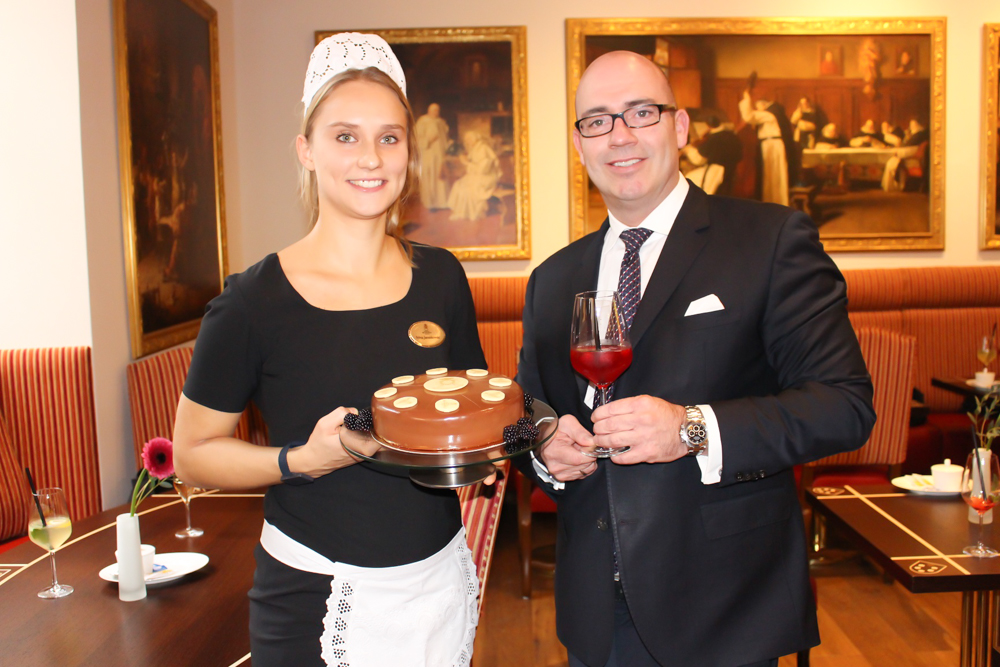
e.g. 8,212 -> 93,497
571,221 -> 608,407
628,183 -> 711,347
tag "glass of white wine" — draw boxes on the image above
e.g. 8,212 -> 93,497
978,335 -> 997,372
173,478 -> 204,538
28,487 -> 73,598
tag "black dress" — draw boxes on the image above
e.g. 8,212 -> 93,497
183,244 -> 487,665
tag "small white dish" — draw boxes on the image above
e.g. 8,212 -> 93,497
891,474 -> 960,496
100,552 -> 209,585
965,379 -> 1000,388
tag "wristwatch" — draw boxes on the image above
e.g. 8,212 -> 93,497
278,443 -> 315,486
679,406 -> 708,457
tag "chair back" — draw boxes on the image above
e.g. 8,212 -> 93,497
806,328 -> 916,469
126,347 -> 268,466
0,347 -> 102,521
468,278 -> 528,379
457,460 -> 510,615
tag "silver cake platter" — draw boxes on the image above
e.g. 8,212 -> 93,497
340,400 -> 557,489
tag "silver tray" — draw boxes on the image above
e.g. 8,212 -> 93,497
340,400 -> 557,488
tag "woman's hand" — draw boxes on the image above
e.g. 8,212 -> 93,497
287,407 -> 380,478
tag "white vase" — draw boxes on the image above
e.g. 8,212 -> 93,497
968,448 -> 994,525
116,513 -> 147,601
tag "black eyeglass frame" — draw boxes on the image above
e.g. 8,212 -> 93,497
574,103 -> 679,138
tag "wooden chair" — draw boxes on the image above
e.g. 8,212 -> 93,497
515,468 -> 557,598
0,347 -> 102,523
457,460 -> 510,618
126,347 -> 268,466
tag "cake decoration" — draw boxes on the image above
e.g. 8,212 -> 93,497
374,387 -> 398,399
481,390 -> 505,403
392,375 -> 414,385
503,417 -> 540,455
489,377 -> 512,388
426,367 -> 448,376
343,408 -> 373,432
466,369 -> 489,377
393,396 -> 417,409
424,376 -> 469,392
435,399 -> 460,413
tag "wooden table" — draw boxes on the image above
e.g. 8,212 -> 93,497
806,484 -> 1000,667
0,492 -> 263,666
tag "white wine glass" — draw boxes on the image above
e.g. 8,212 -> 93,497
962,449 -> 1000,558
28,487 -> 74,598
173,478 -> 204,538
978,335 -> 997,372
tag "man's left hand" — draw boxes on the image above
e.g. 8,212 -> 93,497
591,395 -> 688,465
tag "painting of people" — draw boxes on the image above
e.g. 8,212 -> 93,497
317,27 -> 530,260
983,24 -> 1000,249
114,0 -> 228,357
566,18 -> 945,251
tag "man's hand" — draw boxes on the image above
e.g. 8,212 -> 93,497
591,395 -> 688,465
537,415 -> 599,482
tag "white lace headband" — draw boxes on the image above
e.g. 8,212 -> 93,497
302,32 -> 407,114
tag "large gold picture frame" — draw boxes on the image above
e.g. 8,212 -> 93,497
114,0 -> 228,358
983,24 -> 999,250
566,18 -> 946,251
316,27 -> 531,260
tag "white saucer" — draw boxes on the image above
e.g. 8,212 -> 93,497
99,552 -> 209,585
891,474 -> 960,496
965,379 -> 1000,388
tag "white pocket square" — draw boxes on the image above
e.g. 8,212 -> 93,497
684,294 -> 725,316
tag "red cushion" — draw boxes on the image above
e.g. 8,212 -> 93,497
531,486 -> 557,513
0,535 -> 28,554
902,423 -> 944,475
0,414 -> 29,543
810,465 -> 895,488
926,412 -> 976,465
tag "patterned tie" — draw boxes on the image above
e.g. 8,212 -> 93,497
605,227 -> 653,402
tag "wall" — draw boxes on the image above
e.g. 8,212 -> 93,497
231,0 -> 1000,278
0,1 -> 93,349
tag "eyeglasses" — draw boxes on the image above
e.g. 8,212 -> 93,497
574,104 -> 678,138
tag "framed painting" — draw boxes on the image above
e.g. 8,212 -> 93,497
113,0 -> 228,358
316,27 -> 531,260
566,18 -> 946,251
983,24 -> 1000,250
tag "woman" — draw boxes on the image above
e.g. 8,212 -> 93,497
173,33 -> 487,666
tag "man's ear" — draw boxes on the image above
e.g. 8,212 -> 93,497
295,134 -> 314,171
674,108 -> 691,150
571,129 -> 586,166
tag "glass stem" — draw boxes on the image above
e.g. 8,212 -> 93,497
184,501 -> 193,531
980,511 -> 987,549
598,386 -> 608,408
49,550 -> 59,588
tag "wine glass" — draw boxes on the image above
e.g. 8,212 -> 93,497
570,290 -> 633,457
978,335 -> 997,372
961,449 -> 1000,558
173,478 -> 204,538
28,487 -> 74,598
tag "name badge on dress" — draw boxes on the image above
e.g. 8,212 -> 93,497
408,321 -> 446,348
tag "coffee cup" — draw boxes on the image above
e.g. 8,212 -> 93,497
117,544 -> 156,575
931,458 -> 963,492
975,371 -> 996,388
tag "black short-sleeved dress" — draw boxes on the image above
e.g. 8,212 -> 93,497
183,244 -> 487,665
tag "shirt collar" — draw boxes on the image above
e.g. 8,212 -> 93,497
607,176 -> 689,241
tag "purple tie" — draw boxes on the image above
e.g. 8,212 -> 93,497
605,227 -> 653,402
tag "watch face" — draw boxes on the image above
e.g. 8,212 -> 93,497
686,422 -> 707,445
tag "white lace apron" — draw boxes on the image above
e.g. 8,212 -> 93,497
260,521 -> 479,667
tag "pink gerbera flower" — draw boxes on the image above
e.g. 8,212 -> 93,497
141,437 -> 175,479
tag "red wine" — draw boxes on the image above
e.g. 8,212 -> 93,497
570,345 -> 633,388
968,496 -> 996,513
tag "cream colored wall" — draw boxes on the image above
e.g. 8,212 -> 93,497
0,1 -> 93,349
230,0 -> 1000,278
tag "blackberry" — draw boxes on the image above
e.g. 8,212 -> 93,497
343,408 -> 373,432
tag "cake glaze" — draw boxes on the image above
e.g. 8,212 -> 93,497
371,369 -> 525,452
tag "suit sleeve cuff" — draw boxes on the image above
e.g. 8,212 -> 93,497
531,451 -> 566,491
695,404 -> 723,485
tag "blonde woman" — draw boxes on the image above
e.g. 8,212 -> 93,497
174,34 -> 485,667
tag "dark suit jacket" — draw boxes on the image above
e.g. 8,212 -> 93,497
515,183 -> 875,667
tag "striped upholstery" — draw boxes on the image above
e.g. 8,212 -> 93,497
0,347 -> 102,521
843,266 -> 1000,412
126,347 -> 269,467
806,328 -> 916,468
0,414 -> 30,542
468,277 -> 529,379
456,460 -> 510,615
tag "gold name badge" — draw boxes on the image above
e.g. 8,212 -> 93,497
408,321 -> 446,348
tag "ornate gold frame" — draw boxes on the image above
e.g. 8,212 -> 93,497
113,0 -> 228,358
316,27 -> 530,261
566,17 -> 946,251
982,24 -> 999,250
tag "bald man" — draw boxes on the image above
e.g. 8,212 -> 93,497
515,51 -> 874,667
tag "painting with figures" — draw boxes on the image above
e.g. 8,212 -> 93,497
317,27 -> 530,260
566,18 -> 945,251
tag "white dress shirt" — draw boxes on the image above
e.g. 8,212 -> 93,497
533,177 -> 724,487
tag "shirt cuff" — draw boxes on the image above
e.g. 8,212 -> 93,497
695,404 -> 723,485
530,451 -> 566,491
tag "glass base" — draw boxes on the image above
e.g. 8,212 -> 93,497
582,446 -> 631,459
964,544 -> 999,558
38,583 -> 73,598
175,527 -> 204,538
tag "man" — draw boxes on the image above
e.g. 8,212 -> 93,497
681,115 -> 742,196
516,51 -> 875,667
738,89 -> 793,205
415,102 -> 449,209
